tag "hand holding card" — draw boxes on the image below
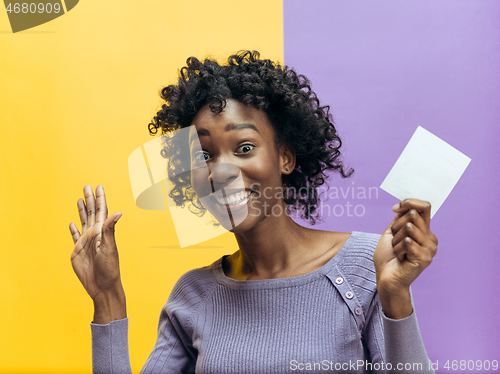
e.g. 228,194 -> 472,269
374,198 -> 439,319
374,126 -> 470,319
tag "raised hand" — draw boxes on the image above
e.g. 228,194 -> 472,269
69,185 -> 126,323
373,199 -> 438,319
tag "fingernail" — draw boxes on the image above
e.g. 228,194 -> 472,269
114,213 -> 122,223
392,203 -> 400,211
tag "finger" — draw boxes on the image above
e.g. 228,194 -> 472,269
391,209 -> 428,237
392,209 -> 438,246
101,212 -> 122,249
405,223 -> 438,258
392,221 -> 429,249
393,236 -> 409,262
393,228 -> 437,264
84,185 -> 96,228
69,222 -> 81,244
393,236 -> 422,264
392,199 -> 432,226
403,236 -> 434,269
383,211 -> 404,236
95,185 -> 108,224
78,198 -> 88,233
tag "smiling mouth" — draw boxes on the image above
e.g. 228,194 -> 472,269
210,190 -> 256,209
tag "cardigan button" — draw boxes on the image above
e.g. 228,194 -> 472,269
355,307 -> 362,316
335,277 -> 344,285
345,291 -> 354,299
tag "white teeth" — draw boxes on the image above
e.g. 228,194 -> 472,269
215,191 -> 252,205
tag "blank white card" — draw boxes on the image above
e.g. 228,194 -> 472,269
380,126 -> 471,218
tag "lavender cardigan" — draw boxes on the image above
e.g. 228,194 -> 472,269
91,232 -> 434,374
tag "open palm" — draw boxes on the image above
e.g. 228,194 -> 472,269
69,185 -> 123,300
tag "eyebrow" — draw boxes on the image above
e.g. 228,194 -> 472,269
189,123 -> 260,145
225,123 -> 260,133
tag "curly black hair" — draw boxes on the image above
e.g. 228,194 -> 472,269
148,50 -> 353,224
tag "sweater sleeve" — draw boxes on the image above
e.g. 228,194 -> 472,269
340,232 -> 434,374
90,318 -> 132,374
138,301 -> 197,374
382,309 -> 434,374
362,290 -> 434,374
90,304 -> 197,374
90,266 -> 214,374
90,307 -> 196,374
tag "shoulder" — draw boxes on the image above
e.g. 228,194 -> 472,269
167,259 -> 220,311
339,231 -> 380,263
157,258 -> 221,338
338,230 -> 380,275
335,231 -> 381,306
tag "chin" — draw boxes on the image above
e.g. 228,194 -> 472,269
214,210 -> 256,233
226,219 -> 254,233
201,193 -> 259,231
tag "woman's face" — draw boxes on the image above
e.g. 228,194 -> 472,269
189,99 -> 292,232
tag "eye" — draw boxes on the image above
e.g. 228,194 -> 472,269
193,151 -> 211,162
236,144 -> 255,154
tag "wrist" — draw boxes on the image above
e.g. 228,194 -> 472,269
92,285 -> 127,325
378,287 -> 412,320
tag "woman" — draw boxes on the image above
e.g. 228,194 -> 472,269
69,51 -> 438,373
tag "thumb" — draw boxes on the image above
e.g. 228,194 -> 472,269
382,211 -> 402,237
375,212 -> 402,267
101,212 -> 122,247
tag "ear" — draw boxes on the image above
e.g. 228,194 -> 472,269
279,144 -> 296,175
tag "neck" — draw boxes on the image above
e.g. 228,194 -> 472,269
229,208 -> 319,280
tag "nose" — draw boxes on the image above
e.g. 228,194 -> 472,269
207,162 -> 241,192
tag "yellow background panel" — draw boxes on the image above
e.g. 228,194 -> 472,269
0,1 -> 283,372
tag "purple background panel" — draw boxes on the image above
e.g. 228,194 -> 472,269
284,0 -> 500,369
